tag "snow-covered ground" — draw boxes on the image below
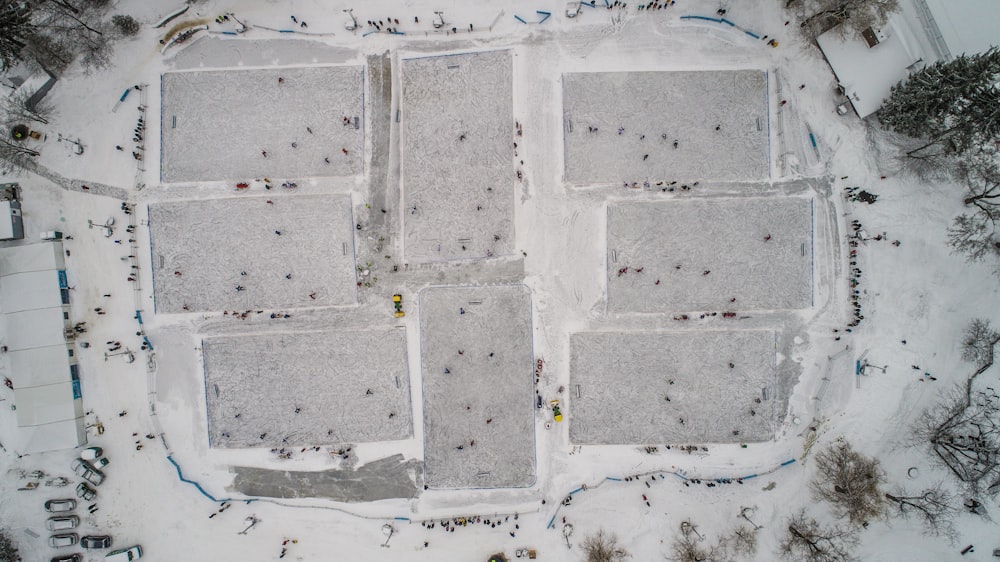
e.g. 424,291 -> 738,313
563,69 -> 770,185
419,285 -> 535,489
1,0 -> 998,561
160,65 -> 364,182
401,50 -> 514,263
607,195 -> 813,312
570,330 -> 779,443
203,328 -> 412,448
148,194 -> 358,312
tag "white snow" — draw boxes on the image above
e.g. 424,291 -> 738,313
160,65 -> 364,183
419,285 -> 535,489
0,0 -> 998,561
607,195 -> 813,312
562,69 -> 769,184
570,330 -> 779,444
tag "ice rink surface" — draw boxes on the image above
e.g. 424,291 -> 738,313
401,50 -> 514,263
563,70 -> 769,185
419,285 -> 535,488
607,196 -> 813,313
160,65 -> 364,183
203,329 -> 412,448
148,195 -> 358,313
569,330 -> 778,444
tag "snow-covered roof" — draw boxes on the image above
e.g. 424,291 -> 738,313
13,384 -> 86,453
923,0 -> 1000,59
9,345 -> 75,388
0,242 -> 66,313
0,201 -> 15,240
0,241 -> 84,453
0,241 -> 64,280
817,0 -> 1000,119
817,19 -> 922,118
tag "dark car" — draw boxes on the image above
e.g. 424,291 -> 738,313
81,535 -> 112,549
50,555 -> 82,562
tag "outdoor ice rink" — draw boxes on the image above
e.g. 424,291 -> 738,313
401,50 -> 514,263
148,195 -> 357,313
569,330 -> 779,444
419,285 -> 535,489
160,65 -> 364,183
607,197 -> 813,313
202,329 -> 412,448
562,70 -> 769,185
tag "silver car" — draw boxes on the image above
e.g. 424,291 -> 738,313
48,533 -> 78,548
44,499 -> 77,513
71,458 -> 105,486
46,516 -> 79,531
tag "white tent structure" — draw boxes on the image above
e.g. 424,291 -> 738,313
0,242 -> 86,453
817,0 -> 1000,118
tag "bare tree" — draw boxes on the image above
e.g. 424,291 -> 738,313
884,482 -> 959,540
2,88 -> 53,125
798,0 -> 900,40
948,212 -> 1000,266
729,525 -> 759,558
669,532 -> 717,562
0,132 -> 40,172
913,386 -> 1000,497
779,510 -> 858,562
961,318 -> 1000,366
582,529 -> 630,562
811,439 -> 887,525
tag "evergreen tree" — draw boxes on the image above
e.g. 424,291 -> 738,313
879,48 -> 1000,156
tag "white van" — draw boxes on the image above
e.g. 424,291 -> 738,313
106,545 -> 142,561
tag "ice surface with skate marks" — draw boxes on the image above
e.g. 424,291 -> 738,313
563,70 -> 769,185
607,197 -> 812,312
419,285 -> 535,488
401,50 -> 514,263
148,195 -> 357,313
570,330 -> 778,444
160,65 -> 364,183
202,329 -> 412,448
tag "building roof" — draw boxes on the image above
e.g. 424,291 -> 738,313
817,20 -> 923,118
13,384 -> 86,454
0,242 -> 84,453
4,307 -> 69,351
0,201 -> 15,240
9,345 -> 75,388
817,0 -> 1000,118
924,0 -> 999,59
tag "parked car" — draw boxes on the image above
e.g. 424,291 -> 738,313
50,554 -> 82,562
93,457 -> 110,469
45,499 -> 77,513
71,458 -> 105,486
81,535 -> 112,549
105,545 -> 142,561
75,482 -> 96,501
79,447 -> 103,460
48,533 -> 79,548
46,516 -> 80,531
